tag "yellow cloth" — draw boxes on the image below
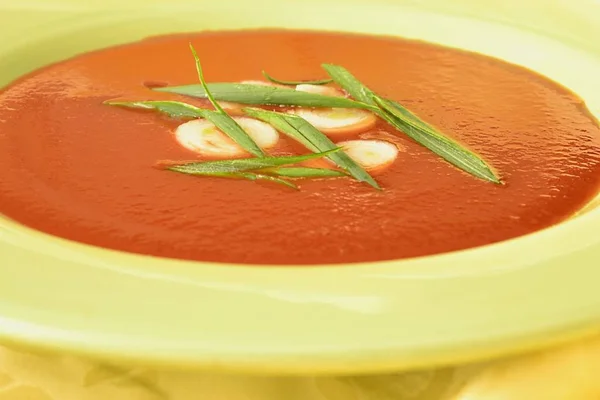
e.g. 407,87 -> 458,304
1,336 -> 600,400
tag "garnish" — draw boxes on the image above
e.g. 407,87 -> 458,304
105,100 -> 272,158
175,117 -> 279,158
196,110 -> 266,157
105,100 -> 204,119
189,44 -> 265,158
374,97 -> 500,183
288,106 -> 377,136
202,171 -> 300,190
164,149 -> 340,175
262,70 -> 333,86
264,166 -> 348,178
295,84 -> 346,98
337,139 -> 400,171
197,166 -> 347,189
162,149 -> 342,189
153,83 -> 374,109
236,172 -> 298,189
165,166 -> 345,190
243,108 -> 380,189
106,45 -> 502,190
321,64 -> 501,184
320,64 -> 375,104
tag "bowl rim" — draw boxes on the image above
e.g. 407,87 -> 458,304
1,0 -> 600,374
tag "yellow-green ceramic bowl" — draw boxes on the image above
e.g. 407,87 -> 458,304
1,0 -> 600,378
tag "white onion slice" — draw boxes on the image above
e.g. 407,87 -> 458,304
174,117 -> 279,158
289,107 -> 377,136
337,139 -> 399,170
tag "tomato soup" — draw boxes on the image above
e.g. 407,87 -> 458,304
1,30 -> 600,265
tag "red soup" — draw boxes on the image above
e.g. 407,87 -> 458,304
1,30 -> 600,265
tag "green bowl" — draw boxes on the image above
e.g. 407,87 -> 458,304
1,0 -> 600,379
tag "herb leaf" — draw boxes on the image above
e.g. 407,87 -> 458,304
188,44 -> 265,158
202,172 -> 299,189
200,109 -> 270,156
243,108 -> 313,147
264,167 -> 347,178
238,172 -> 299,189
104,100 -> 205,119
105,100 -> 270,160
189,44 -> 227,115
154,83 -> 373,109
321,64 -> 375,104
244,108 -> 380,189
164,149 -> 340,175
322,64 -> 501,184
374,97 -> 501,183
262,70 -> 333,86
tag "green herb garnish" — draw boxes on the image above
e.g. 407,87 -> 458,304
322,64 -> 501,184
104,101 -> 370,185
164,148 -> 340,175
163,150 -> 342,189
104,100 -> 205,119
262,70 -> 333,86
189,44 -> 265,158
374,97 -> 500,183
105,100 -> 272,161
198,171 -> 299,189
321,64 -> 375,103
264,166 -> 347,178
237,172 -> 299,189
166,166 -> 345,190
107,46 -> 502,190
244,108 -> 380,189
154,83 -> 374,109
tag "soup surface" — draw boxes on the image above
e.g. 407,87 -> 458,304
1,30 -> 600,265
